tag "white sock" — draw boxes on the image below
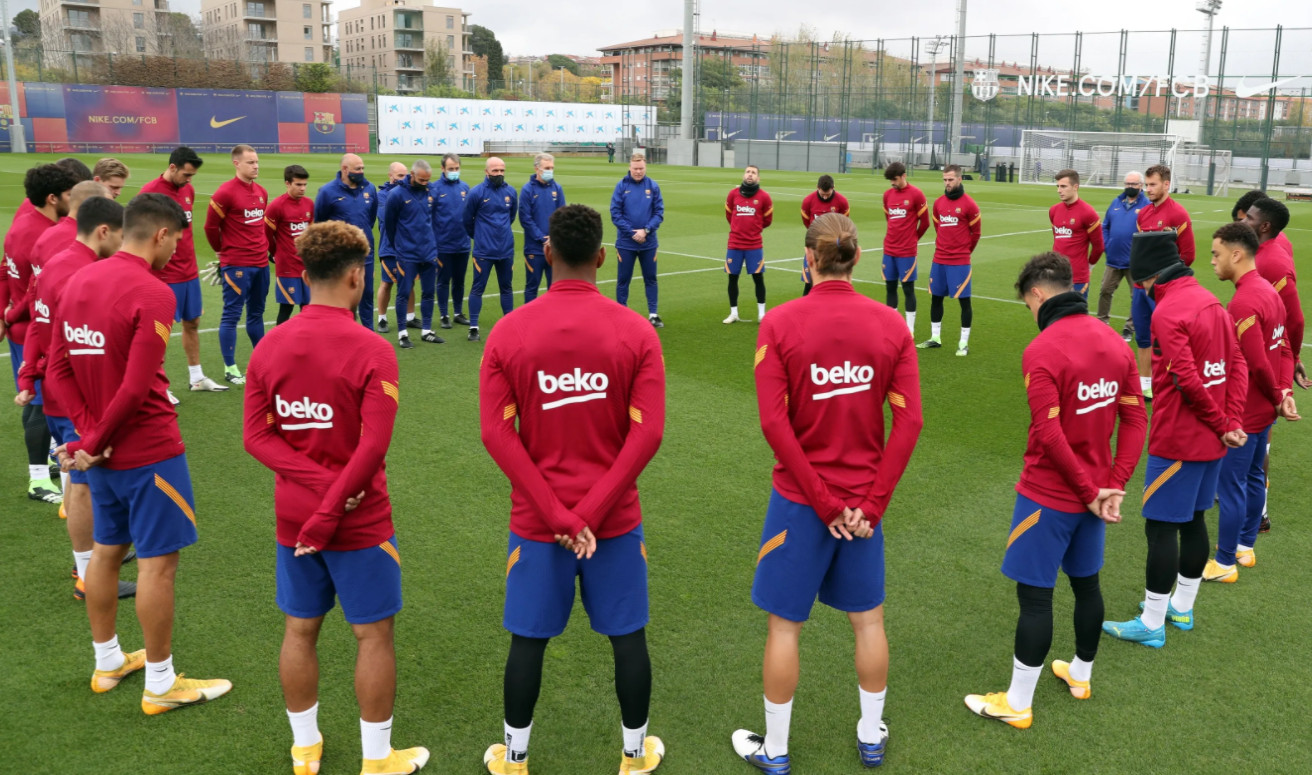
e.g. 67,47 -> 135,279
757,302 -> 766,319
188,364 -> 204,383
959,327 -> 971,346
857,686 -> 887,743
61,471 -> 70,493
1140,376 -> 1152,392
422,329 -> 432,336
1238,543 -> 1253,553
360,717 -> 393,761
406,313 -> 416,322
763,696 -> 792,758
931,321 -> 942,340
93,635 -> 125,672
729,305 -> 738,318
1141,590 -> 1169,629
29,464 -> 48,482
1006,656 -> 1041,711
145,654 -> 176,694
1068,656 -> 1093,683
378,314 -> 387,323
504,720 -> 531,762
287,703 -> 320,748
398,331 -> 408,341
905,311 -> 916,333
622,721 -> 648,757
74,549 -> 93,581
1171,574 -> 1201,613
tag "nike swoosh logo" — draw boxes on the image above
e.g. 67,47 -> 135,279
210,116 -> 246,129
1233,76 -> 1302,99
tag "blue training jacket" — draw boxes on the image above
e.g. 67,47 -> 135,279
382,175 -> 437,264
463,177 -> 518,260
375,180 -> 401,259
519,176 -> 566,256
610,175 -> 664,252
313,175 -> 378,257
432,174 -> 472,254
1102,191 -> 1151,269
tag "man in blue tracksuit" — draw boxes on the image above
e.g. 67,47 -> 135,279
519,152 -> 566,303
374,161 -> 415,333
313,153 -> 378,330
383,159 -> 442,348
1099,171 -> 1151,380
462,156 -> 517,342
610,154 -> 665,327
434,153 -> 472,330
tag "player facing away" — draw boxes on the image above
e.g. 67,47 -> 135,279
464,157 -> 518,342
1203,224 -> 1298,584
1048,169 -> 1105,298
919,165 -> 981,356
243,221 -> 427,775
880,162 -> 929,332
479,204 -> 666,775
267,165 -> 315,325
519,152 -> 566,303
799,174 -> 850,296
140,147 -> 230,395
733,213 -> 923,772
1132,164 -> 1195,400
375,161 -> 416,333
1102,231 -> 1248,649
963,252 -> 1145,730
723,165 -> 774,324
610,154 -> 666,327
383,160 -> 441,349
205,144 -> 270,385
313,153 -> 379,331
48,193 -> 231,714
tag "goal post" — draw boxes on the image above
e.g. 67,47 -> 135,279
1020,130 -> 1178,188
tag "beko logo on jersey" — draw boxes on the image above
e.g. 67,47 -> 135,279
810,362 -> 874,400
1271,325 -> 1286,349
289,221 -> 309,234
939,214 -> 960,226
275,395 -> 335,430
1075,378 -> 1119,414
243,208 -> 265,224
888,207 -> 908,219
34,299 -> 50,323
64,322 -> 106,354
1053,226 -> 1073,239
537,369 -> 609,410
736,204 -> 758,216
1202,360 -> 1227,387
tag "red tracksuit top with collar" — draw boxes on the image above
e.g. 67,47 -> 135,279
3,207 -> 59,344
1255,238 -> 1303,364
1147,274 -> 1248,462
801,191 -> 850,227
1049,199 -> 1105,284
7,215 -> 76,345
1017,300 -> 1147,512
46,251 -> 184,470
1227,271 -> 1294,433
140,175 -> 200,284
1136,196 -> 1195,266
205,177 -> 270,267
480,279 -> 666,543
726,187 -> 774,250
243,304 -> 400,552
882,184 -> 930,258
931,193 -> 981,265
755,280 -> 924,523
17,241 -> 99,417
265,193 -> 315,279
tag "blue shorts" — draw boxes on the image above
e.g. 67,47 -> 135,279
274,276 -> 309,306
752,489 -> 886,622
86,453 -> 198,557
8,340 -> 21,391
45,413 -> 88,485
276,537 -> 403,625
1131,286 -> 1155,349
170,278 -> 204,323
503,526 -> 649,639
1001,494 -> 1105,587
379,256 -> 405,285
1073,282 -> 1090,298
1142,455 -> 1222,523
725,248 -> 765,275
929,262 -> 973,299
881,254 -> 918,283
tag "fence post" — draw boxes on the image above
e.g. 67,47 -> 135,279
108,52 -> 114,83
72,52 -> 78,83
1258,25 -> 1283,190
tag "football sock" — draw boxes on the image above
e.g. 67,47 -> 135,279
74,549 -> 92,581
1068,656 -> 1094,683
145,655 -> 176,694
422,329 -> 433,336
1171,575 -> 1201,614
728,273 -> 741,307
622,721 -> 649,758
905,311 -> 916,334
406,313 -> 416,322
378,314 -> 387,324
959,297 -> 974,328
729,306 -> 739,318
504,635 -> 548,729
857,686 -> 886,743
763,696 -> 792,757
1140,376 -> 1152,392
930,322 -> 942,341
61,470 -> 69,492
757,302 -> 766,319
22,403 -> 50,469
1144,518 -> 1179,595
93,635 -> 125,672
276,303 -> 294,326
360,717 -> 392,761
751,272 -> 766,304
503,721 -> 531,762
187,364 -> 204,383
1014,583 -> 1053,667
1141,591 -> 1169,630
1238,543 -> 1253,553
959,327 -> 971,347
287,703 -> 320,748
610,629 -> 652,730
901,281 -> 917,312
1006,657 -> 1041,711
29,464 -> 48,482
929,294 -> 945,327
1068,572 -> 1103,662
1178,510 -> 1210,580
885,280 -> 898,308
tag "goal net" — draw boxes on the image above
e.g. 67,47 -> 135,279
1020,130 -> 1178,187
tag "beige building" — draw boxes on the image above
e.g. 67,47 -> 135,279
337,0 -> 473,93
39,0 -> 173,62
201,0 -> 333,64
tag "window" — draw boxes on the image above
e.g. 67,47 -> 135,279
71,32 -> 91,51
247,22 -> 262,38
446,34 -> 453,48
446,15 -> 453,29
303,25 -> 312,39
305,46 -> 314,61
133,12 -> 145,28
245,1 -> 264,16
302,3 -> 311,18
136,36 -> 146,52
67,9 -> 91,26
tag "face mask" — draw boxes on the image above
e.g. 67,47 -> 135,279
1124,187 -> 1140,200
488,174 -> 505,186
445,170 -> 460,182
347,172 -> 365,186
540,170 -> 554,183
412,179 -> 429,190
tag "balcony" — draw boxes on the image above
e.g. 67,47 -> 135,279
64,19 -> 102,31
154,0 -> 169,10
394,34 -> 422,51
394,11 -> 422,31
60,0 -> 99,7
246,36 -> 277,44
396,63 -> 423,72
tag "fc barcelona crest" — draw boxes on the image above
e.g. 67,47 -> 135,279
971,69 -> 1000,102
0,105 -> 12,131
313,112 -> 336,135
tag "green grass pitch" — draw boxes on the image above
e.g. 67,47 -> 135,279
1,153 -> 1310,774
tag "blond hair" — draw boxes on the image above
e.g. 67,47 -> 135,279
804,213 -> 860,278
93,157 -> 128,181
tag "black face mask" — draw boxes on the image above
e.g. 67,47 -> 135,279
488,174 -> 505,187
411,179 -> 429,190
1124,187 -> 1140,200
740,181 -> 760,196
347,172 -> 366,186
945,184 -> 965,200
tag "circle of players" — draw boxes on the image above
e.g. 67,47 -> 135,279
3,148 -> 1301,774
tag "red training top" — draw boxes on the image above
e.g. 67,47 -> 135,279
204,177 -> 270,268
46,251 -> 184,470
265,193 -> 314,279
1147,274 -> 1248,461
17,241 -> 99,417
882,184 -> 930,258
1255,239 -> 1303,365
1136,196 -> 1195,266
140,175 -> 200,284
801,191 -> 850,228
243,305 -> 400,552
3,207 -> 58,344
1017,301 -> 1146,512
755,281 -> 923,523
32,215 -> 76,267
1275,231 -> 1293,258
1048,199 -> 1105,284
480,280 -> 665,542
1227,271 -> 1294,433
725,187 -> 774,250
931,193 -> 981,265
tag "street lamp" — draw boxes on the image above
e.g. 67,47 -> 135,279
925,36 -> 949,169
0,0 -> 25,152
1196,0 -> 1222,120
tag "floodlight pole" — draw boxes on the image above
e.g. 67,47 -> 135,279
0,0 -> 26,153
1196,0 -> 1222,121
680,0 -> 695,140
947,0 -> 967,168
926,36 -> 947,169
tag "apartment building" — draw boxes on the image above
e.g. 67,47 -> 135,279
201,0 -> 333,64
337,0 -> 473,93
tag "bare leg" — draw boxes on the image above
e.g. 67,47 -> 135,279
135,551 -> 180,662
763,614 -> 803,703
182,318 -> 201,368
65,482 -> 93,553
86,542 -> 130,643
352,617 -> 396,722
280,615 -> 324,713
848,606 -> 889,693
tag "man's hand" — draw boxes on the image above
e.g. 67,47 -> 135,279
14,389 -> 32,407
847,507 -> 875,539
1086,488 -> 1125,522
344,490 -> 366,512
1296,361 -> 1311,390
73,446 -> 112,471
294,542 -> 320,557
552,526 -> 597,560
0,317 -> 7,342
632,229 -> 647,243
55,444 -> 73,472
1279,393 -> 1301,422
828,508 -> 856,541
1221,429 -> 1248,448
1099,492 -> 1126,524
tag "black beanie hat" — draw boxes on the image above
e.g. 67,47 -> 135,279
1130,231 -> 1183,284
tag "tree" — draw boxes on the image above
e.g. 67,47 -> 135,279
160,13 -> 204,58
469,25 -> 505,93
295,62 -> 335,93
545,54 -> 578,77
13,9 -> 39,39
425,38 -> 454,86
